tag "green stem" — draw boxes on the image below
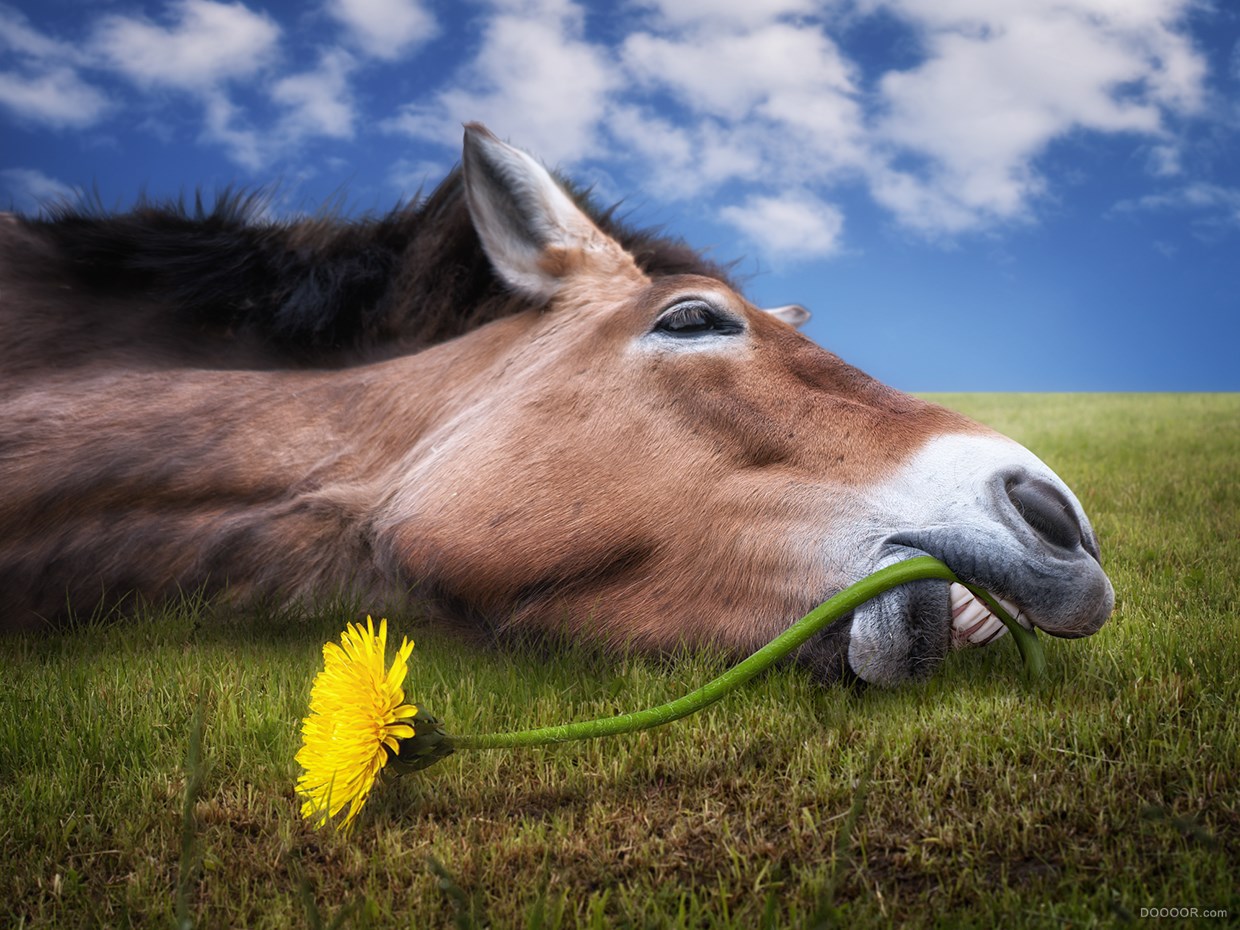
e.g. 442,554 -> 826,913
960,583 -> 1047,680
446,556 -> 1042,752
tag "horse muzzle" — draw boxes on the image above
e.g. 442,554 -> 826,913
839,433 -> 1115,684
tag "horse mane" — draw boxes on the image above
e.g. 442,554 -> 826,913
24,169 -> 735,364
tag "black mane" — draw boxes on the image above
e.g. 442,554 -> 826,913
26,169 -> 734,364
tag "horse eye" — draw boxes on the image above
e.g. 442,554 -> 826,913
654,301 -> 743,337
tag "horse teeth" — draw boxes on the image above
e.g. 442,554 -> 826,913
969,615 -> 1009,645
997,595 -> 1035,630
949,582 -> 1014,648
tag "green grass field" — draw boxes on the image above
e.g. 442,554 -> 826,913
2,394 -> 1237,929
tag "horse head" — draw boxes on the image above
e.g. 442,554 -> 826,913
370,125 -> 1113,684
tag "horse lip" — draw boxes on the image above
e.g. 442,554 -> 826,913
882,533 -> 1111,640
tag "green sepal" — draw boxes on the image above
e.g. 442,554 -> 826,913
387,708 -> 456,774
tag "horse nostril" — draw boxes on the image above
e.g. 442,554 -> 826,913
1005,476 -> 1084,552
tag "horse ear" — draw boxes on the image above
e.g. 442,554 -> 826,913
461,122 -> 614,303
763,304 -> 811,328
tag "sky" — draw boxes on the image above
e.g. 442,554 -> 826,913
2,0 -> 1237,391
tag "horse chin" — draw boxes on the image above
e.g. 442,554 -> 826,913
844,544 -> 953,686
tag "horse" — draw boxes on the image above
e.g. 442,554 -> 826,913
0,123 -> 1113,685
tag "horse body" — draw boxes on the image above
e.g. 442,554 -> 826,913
0,124 -> 1113,684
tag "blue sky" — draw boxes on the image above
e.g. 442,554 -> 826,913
2,0 -> 1237,390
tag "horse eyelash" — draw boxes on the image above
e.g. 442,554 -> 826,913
655,301 -> 743,337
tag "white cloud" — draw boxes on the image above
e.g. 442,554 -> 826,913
2,2 -> 369,170
89,1 -> 297,169
1,167 -> 77,212
93,0 -> 281,91
1177,184 -> 1240,221
0,66 -> 109,129
272,49 -> 357,140
0,5 -> 88,64
1,3 -> 280,162
325,0 -> 436,61
200,91 -> 266,170
1115,182 -> 1240,228
384,0 -> 618,165
0,6 -> 107,128
621,23 -> 856,122
630,0 -> 817,29
612,15 -> 868,207
485,0 -> 581,14
720,191 -> 845,259
864,0 -> 1207,232
865,164 -> 981,236
605,106 -> 765,198
387,157 -> 447,195
604,107 -> 692,195
1147,142 -> 1183,177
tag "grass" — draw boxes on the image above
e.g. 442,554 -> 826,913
1,393 -> 1237,929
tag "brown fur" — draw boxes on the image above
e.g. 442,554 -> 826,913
0,162 -> 982,672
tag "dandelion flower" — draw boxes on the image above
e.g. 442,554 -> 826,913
296,616 -> 416,831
